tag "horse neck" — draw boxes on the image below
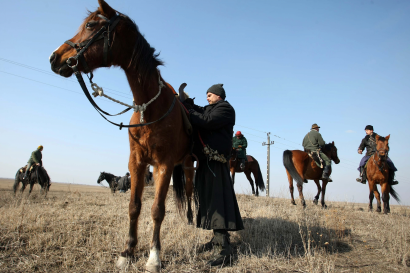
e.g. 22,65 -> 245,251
124,68 -> 174,122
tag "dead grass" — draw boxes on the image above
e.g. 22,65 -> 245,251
0,178 -> 409,272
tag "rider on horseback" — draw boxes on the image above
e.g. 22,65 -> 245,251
356,125 -> 398,185
23,145 -> 43,180
232,131 -> 247,170
302,124 -> 332,181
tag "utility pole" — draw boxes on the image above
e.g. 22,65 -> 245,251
262,132 -> 274,197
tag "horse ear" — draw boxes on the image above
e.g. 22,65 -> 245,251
332,141 -> 335,146
385,134 -> 390,141
98,0 -> 116,18
375,135 -> 380,141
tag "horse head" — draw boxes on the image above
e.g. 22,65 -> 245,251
326,141 -> 340,164
375,135 -> 390,160
230,148 -> 238,161
97,172 -> 105,183
49,0 -> 162,83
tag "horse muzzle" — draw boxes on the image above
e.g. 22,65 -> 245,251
49,52 -> 74,77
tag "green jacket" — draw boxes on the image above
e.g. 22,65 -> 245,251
28,149 -> 42,165
232,136 -> 247,158
302,129 -> 325,151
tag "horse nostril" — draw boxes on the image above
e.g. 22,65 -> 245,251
49,52 -> 56,63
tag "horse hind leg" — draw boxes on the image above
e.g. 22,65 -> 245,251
245,172 -> 256,196
287,170 -> 296,205
183,167 -> 194,225
297,183 -> 306,208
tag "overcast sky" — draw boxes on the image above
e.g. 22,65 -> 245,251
1,0 -> 409,205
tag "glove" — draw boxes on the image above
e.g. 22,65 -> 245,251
188,109 -> 196,114
183,101 -> 193,110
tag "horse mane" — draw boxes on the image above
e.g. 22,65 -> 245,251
83,9 -> 163,87
323,143 -> 333,151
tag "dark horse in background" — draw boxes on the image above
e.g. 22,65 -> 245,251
229,149 -> 265,196
97,172 -> 121,193
366,134 -> 400,213
50,1 -> 194,271
283,142 -> 340,208
14,165 -> 51,196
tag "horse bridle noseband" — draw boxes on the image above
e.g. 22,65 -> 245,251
64,13 -> 176,130
373,148 -> 388,173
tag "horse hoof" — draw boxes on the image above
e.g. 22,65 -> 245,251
291,201 -> 296,205
252,193 -> 255,196
322,204 -> 327,209
313,199 -> 318,205
145,265 -> 161,273
116,256 -> 128,269
376,208 -> 381,213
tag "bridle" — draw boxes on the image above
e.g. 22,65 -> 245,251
64,13 -> 176,130
373,147 -> 388,173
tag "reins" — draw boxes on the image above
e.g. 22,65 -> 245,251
65,13 -> 176,130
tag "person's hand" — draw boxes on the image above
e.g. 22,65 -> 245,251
183,98 -> 195,110
358,150 -> 363,154
238,145 -> 242,148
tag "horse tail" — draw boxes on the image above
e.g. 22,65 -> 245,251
389,185 -> 400,203
255,160 -> 266,191
172,165 -> 186,214
13,169 -> 21,194
283,150 -> 304,186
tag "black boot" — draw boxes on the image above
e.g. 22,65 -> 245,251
207,230 -> 233,267
388,171 -> 399,185
240,159 -> 245,170
321,165 -> 331,180
356,167 -> 366,184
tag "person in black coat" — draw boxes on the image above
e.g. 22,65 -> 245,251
356,125 -> 398,185
117,172 -> 131,193
183,84 -> 244,267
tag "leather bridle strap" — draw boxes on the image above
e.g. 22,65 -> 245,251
71,64 -> 177,129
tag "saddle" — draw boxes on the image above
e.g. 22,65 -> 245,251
19,164 -> 37,173
304,149 -> 323,168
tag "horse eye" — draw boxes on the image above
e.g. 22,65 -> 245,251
86,21 -> 97,30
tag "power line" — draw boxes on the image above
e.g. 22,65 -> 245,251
0,70 -> 126,107
236,124 -> 266,134
0,57 -> 133,100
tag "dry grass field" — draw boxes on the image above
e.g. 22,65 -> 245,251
1,178 -> 409,272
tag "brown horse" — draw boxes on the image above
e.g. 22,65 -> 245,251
283,142 -> 340,208
366,135 -> 400,213
49,1 -> 193,271
229,149 -> 265,196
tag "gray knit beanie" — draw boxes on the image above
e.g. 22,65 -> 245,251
206,84 -> 226,99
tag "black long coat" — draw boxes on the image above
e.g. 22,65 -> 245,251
190,100 -> 235,160
189,100 -> 244,231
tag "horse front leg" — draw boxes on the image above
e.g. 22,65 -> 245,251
146,163 -> 173,273
245,172 -> 256,196
320,180 -> 328,208
28,182 -> 34,194
373,186 -> 382,213
368,180 -> 375,211
381,183 -> 390,214
313,179 -> 321,205
183,165 -> 195,225
287,170 -> 296,205
116,159 -> 146,269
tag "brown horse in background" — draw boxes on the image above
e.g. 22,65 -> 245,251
229,149 -> 265,196
366,135 -> 400,213
50,1 -> 193,271
283,142 -> 340,208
